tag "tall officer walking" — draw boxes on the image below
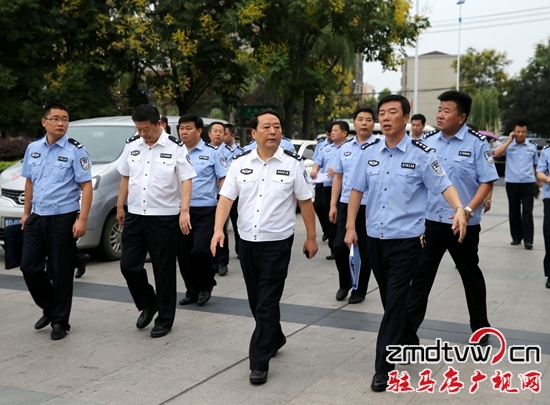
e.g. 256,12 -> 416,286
211,110 -> 318,385
117,105 -> 196,338
21,102 -> 93,340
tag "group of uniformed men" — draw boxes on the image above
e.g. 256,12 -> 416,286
18,90 -> 544,391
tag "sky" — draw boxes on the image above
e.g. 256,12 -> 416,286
363,0 -> 550,94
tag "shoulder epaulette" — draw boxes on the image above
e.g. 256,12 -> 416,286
543,145 -> 550,150
284,149 -> 302,160
168,135 -> 183,146
282,136 -> 291,141
424,129 -> 438,139
224,144 -> 234,152
467,128 -> 486,141
236,145 -> 245,152
412,139 -> 432,153
361,138 -> 380,150
343,138 -> 353,144
206,143 -> 219,150
68,138 -> 84,148
126,135 -> 140,144
233,150 -> 251,159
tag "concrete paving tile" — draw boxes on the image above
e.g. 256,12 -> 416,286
0,387 -> 55,405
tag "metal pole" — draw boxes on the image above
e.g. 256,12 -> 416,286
456,1 -> 463,90
413,0 -> 420,114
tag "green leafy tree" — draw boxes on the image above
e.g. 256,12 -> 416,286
378,87 -> 392,102
469,88 -> 500,133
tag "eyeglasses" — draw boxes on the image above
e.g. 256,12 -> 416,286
44,117 -> 69,124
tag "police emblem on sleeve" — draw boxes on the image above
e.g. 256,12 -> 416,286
431,160 -> 443,175
303,170 -> 308,181
483,150 -> 494,164
220,157 -> 227,168
186,154 -> 192,165
80,157 -> 90,170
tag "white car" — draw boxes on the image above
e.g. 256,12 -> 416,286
290,139 -> 317,176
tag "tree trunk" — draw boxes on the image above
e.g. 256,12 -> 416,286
302,92 -> 315,140
283,97 -> 294,138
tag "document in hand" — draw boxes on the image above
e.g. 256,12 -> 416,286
348,244 -> 360,290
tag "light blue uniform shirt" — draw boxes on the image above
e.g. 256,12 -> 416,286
423,126 -> 499,226
244,137 -> 295,152
350,134 -> 452,240
536,146 -> 550,199
188,139 -> 228,207
312,138 -> 328,161
503,139 -> 538,183
314,142 -> 342,187
220,143 -> 245,164
333,136 -> 376,205
21,135 -> 92,216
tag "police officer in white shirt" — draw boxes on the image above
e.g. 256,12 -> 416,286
117,105 -> 196,338
210,110 -> 318,385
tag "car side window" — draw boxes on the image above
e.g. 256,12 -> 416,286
302,145 -> 315,160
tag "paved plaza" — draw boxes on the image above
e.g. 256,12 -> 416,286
0,182 -> 548,404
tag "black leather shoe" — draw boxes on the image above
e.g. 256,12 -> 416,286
478,335 -> 489,346
348,295 -> 365,304
34,315 -> 51,330
510,240 -> 521,245
326,254 -> 335,260
150,326 -> 171,338
213,264 -> 219,273
322,233 -> 328,242
546,278 -> 550,289
179,296 -> 198,305
371,372 -> 389,392
75,254 -> 90,278
218,264 -> 228,277
51,324 -> 68,341
524,243 -> 533,250
136,306 -> 157,329
197,290 -> 212,306
250,370 -> 268,385
336,288 -> 348,301
273,335 -> 287,358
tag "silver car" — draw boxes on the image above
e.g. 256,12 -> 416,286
0,115 -> 223,260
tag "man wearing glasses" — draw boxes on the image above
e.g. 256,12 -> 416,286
20,102 -> 93,340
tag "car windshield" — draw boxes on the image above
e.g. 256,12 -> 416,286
66,126 -> 135,164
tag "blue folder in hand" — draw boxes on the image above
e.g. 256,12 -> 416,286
348,244 -> 361,290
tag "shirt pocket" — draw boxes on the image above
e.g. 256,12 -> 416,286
269,174 -> 293,198
127,155 -> 141,177
30,159 -> 43,177
366,166 -> 381,191
154,157 -> 175,179
395,168 -> 420,193
237,173 -> 256,197
453,155 -> 475,176
51,161 -> 72,183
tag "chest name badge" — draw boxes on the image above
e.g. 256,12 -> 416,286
368,160 -> 379,166
276,170 -> 290,176
401,162 -> 416,169
31,152 -> 40,158
344,151 -> 352,156
160,153 -> 172,159
458,151 -> 471,157
58,156 -> 68,162
431,160 -> 443,175
131,150 -> 140,156
199,155 -> 209,160
241,168 -> 253,175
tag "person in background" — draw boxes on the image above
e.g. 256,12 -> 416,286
313,123 -> 333,242
160,115 -> 171,135
410,113 -> 426,140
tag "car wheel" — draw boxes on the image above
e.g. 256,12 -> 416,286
98,212 -> 122,261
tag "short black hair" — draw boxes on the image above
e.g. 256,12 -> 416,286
438,90 -> 472,119
178,114 -> 204,130
160,115 -> 171,134
331,120 -> 350,133
353,107 -> 375,121
324,121 -> 334,133
250,109 -> 281,130
224,123 -> 235,135
132,105 -> 160,124
43,102 -> 69,118
515,120 -> 528,129
411,114 -> 426,125
378,94 -> 411,116
209,121 -> 226,132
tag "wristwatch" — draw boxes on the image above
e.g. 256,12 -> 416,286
464,206 -> 475,217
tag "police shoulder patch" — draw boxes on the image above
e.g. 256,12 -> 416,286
68,138 -> 83,148
543,145 -> 550,150
361,138 -> 380,150
168,135 -> 183,146
126,135 -> 140,144
284,149 -> 302,160
412,139 -> 432,153
423,129 -> 439,139
233,150 -> 252,160
467,128 -> 486,141
206,143 -> 218,150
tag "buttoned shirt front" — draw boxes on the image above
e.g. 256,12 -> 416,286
536,146 -> 550,199
117,131 -> 196,216
423,126 -> 498,226
220,147 -> 312,242
350,134 -> 452,239
503,139 -> 538,183
187,139 -> 228,207
334,136 -> 376,205
22,135 -> 92,216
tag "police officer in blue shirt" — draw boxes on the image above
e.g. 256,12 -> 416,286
20,102 -> 93,340
344,95 -> 467,392
536,145 -> 550,288
404,91 -> 499,348
312,124 -> 333,242
493,121 -> 541,249
329,108 -> 376,304
178,114 -> 228,306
